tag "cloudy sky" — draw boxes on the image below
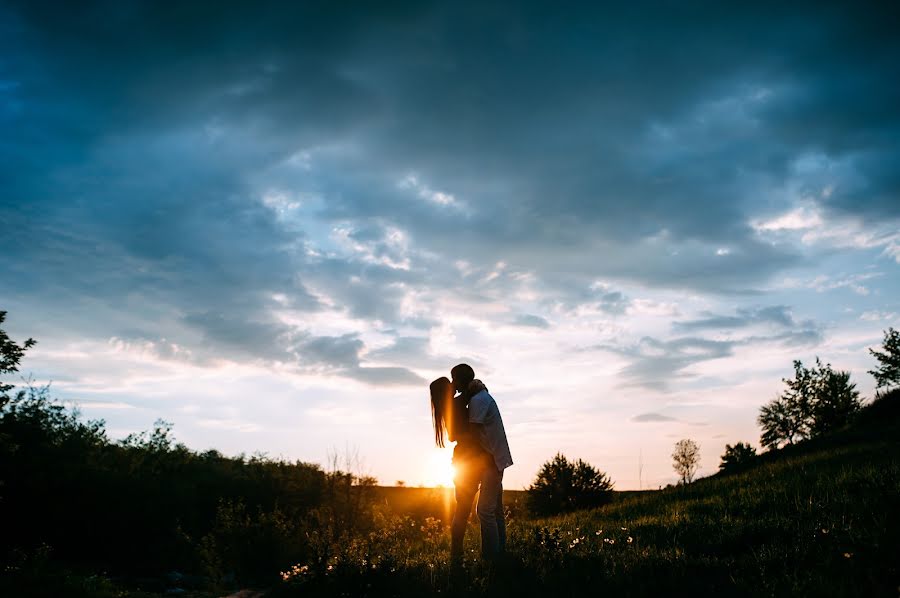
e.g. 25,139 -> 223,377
2,1 -> 898,488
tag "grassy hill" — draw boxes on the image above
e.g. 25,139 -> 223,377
3,388 -> 897,597
276,389 -> 900,597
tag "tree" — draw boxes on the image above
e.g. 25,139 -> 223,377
672,439 -> 700,484
0,310 -> 36,400
869,327 -> 900,392
758,358 -> 862,450
810,367 -> 860,435
718,442 -> 756,472
758,395 -> 804,449
1,311 -> 37,465
527,453 -> 613,515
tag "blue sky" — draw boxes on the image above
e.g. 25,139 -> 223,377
2,1 -> 898,488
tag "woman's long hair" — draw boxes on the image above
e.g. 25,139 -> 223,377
430,377 -> 453,448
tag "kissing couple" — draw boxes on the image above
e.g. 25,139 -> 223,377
430,364 -> 513,565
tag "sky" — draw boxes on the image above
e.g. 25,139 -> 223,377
1,1 -> 899,489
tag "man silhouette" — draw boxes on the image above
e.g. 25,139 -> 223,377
450,363 -> 513,561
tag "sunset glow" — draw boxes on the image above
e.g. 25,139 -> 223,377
2,2 -> 898,491
422,449 -> 456,488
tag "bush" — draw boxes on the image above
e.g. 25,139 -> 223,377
527,453 -> 613,516
0,383 -> 329,583
718,441 -> 756,472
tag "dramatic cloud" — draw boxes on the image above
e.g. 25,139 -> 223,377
604,337 -> 736,391
2,1 -> 898,487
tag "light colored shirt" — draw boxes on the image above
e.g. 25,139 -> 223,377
468,389 -> 513,471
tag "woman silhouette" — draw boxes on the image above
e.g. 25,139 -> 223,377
430,376 -> 490,564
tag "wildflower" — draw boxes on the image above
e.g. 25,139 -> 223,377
621,527 -> 628,531
627,536 -> 633,543
821,528 -> 829,535
843,552 -> 852,559
595,530 -> 603,535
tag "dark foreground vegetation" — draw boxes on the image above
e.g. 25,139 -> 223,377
2,315 -> 899,596
279,391 -> 900,597
2,386 -> 897,597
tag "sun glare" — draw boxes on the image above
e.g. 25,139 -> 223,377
423,449 -> 456,488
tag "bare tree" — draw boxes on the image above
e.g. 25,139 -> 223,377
672,438 -> 701,484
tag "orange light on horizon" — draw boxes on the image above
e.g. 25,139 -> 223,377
422,449 -> 456,488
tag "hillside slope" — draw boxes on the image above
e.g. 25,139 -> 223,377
279,390 -> 900,597
510,389 -> 900,596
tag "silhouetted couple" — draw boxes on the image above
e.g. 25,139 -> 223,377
430,364 -> 513,566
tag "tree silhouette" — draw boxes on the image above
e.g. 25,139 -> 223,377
810,367 -> 861,435
869,327 -> 900,392
672,439 -> 700,484
0,310 -> 36,400
718,442 -> 756,472
527,453 -> 613,515
759,358 -> 861,450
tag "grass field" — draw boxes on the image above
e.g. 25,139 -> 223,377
4,392 -> 897,597
272,391 -> 900,597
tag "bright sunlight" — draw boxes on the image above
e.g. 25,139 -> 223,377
423,449 -> 455,487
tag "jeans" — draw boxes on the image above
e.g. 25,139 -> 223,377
451,457 -> 507,561
451,459 -> 481,561
476,464 -> 506,560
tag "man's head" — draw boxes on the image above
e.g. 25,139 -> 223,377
450,363 -> 475,394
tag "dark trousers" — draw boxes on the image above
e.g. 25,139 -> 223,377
451,459 -> 505,561
476,464 -> 506,560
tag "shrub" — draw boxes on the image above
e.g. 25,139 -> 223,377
527,453 -> 613,516
718,441 -> 756,472
0,381 -> 328,582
